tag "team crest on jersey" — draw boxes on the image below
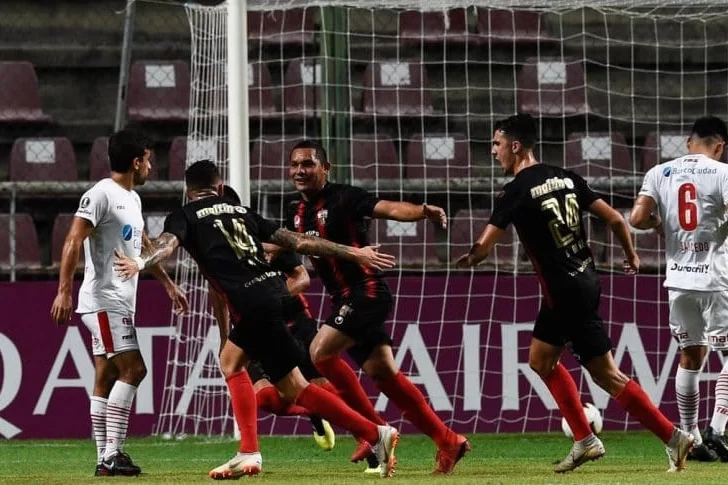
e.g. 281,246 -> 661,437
316,209 -> 328,225
293,214 -> 301,229
80,196 -> 90,209
663,167 -> 672,177
334,304 -> 353,325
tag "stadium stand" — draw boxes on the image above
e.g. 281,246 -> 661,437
517,57 -> 588,117
564,132 -> 633,177
10,137 -> 77,181
360,61 -> 434,116
370,218 -> 438,266
283,58 -> 322,118
0,214 -> 41,269
250,137 -> 303,181
405,133 -> 471,179
399,9 -> 471,45
0,61 -> 52,123
247,9 -> 314,46
477,9 -> 552,44
350,134 -> 401,182
126,60 -> 190,122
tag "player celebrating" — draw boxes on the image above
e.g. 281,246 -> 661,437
455,114 -> 693,473
630,115 -> 728,462
113,160 -> 400,479
286,140 -> 469,474
50,130 -> 188,477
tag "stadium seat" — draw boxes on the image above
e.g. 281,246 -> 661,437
248,9 -> 314,46
641,131 -> 687,172
477,9 -> 552,44
0,214 -> 41,269
283,58 -> 322,117
126,60 -> 190,122
369,218 -> 438,266
350,134 -> 401,182
0,61 -> 52,123
250,137 -> 303,182
564,132 -> 633,177
88,137 -> 158,181
51,214 -> 84,267
451,209 -> 517,265
361,61 -> 434,117
10,137 -> 77,181
517,57 -> 588,117
168,136 -> 224,181
249,62 -> 278,118
399,9 -> 471,45
406,133 -> 471,179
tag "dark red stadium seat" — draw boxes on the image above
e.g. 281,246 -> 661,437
641,131 -> 687,173
248,9 -> 314,46
126,60 -> 190,122
369,218 -> 438,266
51,214 -> 84,267
477,9 -> 552,44
168,136 -> 224,181
361,61 -> 434,117
283,58 -> 322,117
349,134 -> 401,182
517,57 -> 587,117
565,132 -> 633,177
0,61 -> 52,123
249,62 -> 278,118
399,9 -> 471,45
10,137 -> 77,181
0,214 -> 41,269
89,137 -> 158,181
406,133 -> 471,179
451,209 -> 516,265
250,137 -> 303,181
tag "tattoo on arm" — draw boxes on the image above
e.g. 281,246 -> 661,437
269,228 -> 355,261
140,232 -> 179,268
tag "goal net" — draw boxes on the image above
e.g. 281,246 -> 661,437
155,0 -> 728,438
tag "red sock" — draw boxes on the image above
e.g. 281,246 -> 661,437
295,383 -> 379,444
615,379 -> 675,444
315,355 -> 386,425
543,363 -> 592,441
376,371 -> 453,448
226,371 -> 258,453
318,381 -> 339,396
256,386 -> 310,416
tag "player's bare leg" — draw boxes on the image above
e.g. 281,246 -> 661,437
529,338 -> 604,472
363,344 -> 469,474
91,356 -> 118,477
585,351 -> 694,471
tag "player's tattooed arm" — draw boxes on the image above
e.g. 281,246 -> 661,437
141,233 -> 189,315
113,232 -> 180,280
268,228 -> 396,271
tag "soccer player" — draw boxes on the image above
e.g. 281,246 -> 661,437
286,140 -> 470,474
50,130 -> 188,477
455,113 -> 694,473
113,160 -> 400,479
630,115 -> 728,462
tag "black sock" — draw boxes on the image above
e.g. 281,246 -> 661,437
309,414 -> 326,436
366,452 -> 380,468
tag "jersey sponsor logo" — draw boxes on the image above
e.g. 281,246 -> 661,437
243,270 -> 279,288
121,224 -> 133,241
663,166 -> 716,177
195,203 -> 247,219
663,167 -> 672,177
80,196 -> 91,209
529,177 -> 575,199
121,317 -> 133,326
669,262 -> 710,273
709,335 -> 728,347
316,209 -> 328,225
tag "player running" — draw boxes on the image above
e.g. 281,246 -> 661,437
630,115 -> 728,462
456,113 -> 693,473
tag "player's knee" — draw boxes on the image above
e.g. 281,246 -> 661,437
362,359 -> 397,382
528,359 -> 554,379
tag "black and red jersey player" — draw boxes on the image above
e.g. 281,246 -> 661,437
113,160 -> 400,479
285,140 -> 470,474
456,113 -> 693,473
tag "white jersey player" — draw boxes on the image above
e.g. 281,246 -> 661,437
51,130 -> 188,477
631,115 -> 728,462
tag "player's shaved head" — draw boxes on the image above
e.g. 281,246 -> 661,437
495,113 -> 538,149
185,159 -> 221,191
691,116 -> 728,144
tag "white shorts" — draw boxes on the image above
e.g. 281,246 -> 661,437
80,311 -> 139,357
668,289 -> 728,350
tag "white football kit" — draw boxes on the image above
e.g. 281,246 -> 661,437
639,153 -> 728,349
75,178 -> 145,356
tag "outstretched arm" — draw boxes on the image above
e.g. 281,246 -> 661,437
114,232 -> 180,281
454,224 -> 506,268
373,200 -> 447,229
268,228 -> 396,270
592,199 -> 639,274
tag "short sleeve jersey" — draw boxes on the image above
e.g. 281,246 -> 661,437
76,178 -> 144,314
489,164 -> 600,296
163,196 -> 287,310
285,183 -> 387,301
639,153 -> 728,291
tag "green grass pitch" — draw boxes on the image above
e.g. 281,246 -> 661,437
0,431 -> 725,484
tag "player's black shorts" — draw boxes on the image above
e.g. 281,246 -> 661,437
325,292 -> 394,366
228,297 -> 303,383
532,277 -> 612,365
247,312 -> 321,384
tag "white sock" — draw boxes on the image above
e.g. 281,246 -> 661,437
90,396 -> 108,465
675,366 -> 702,445
103,381 -> 137,460
709,359 -> 728,434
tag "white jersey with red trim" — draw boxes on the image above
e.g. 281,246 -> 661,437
75,178 -> 144,314
639,153 -> 728,291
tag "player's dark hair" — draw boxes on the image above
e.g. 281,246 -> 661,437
291,139 -> 328,165
108,130 -> 154,173
691,116 -> 728,143
495,113 -> 538,149
185,160 -> 221,190
222,184 -> 241,204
